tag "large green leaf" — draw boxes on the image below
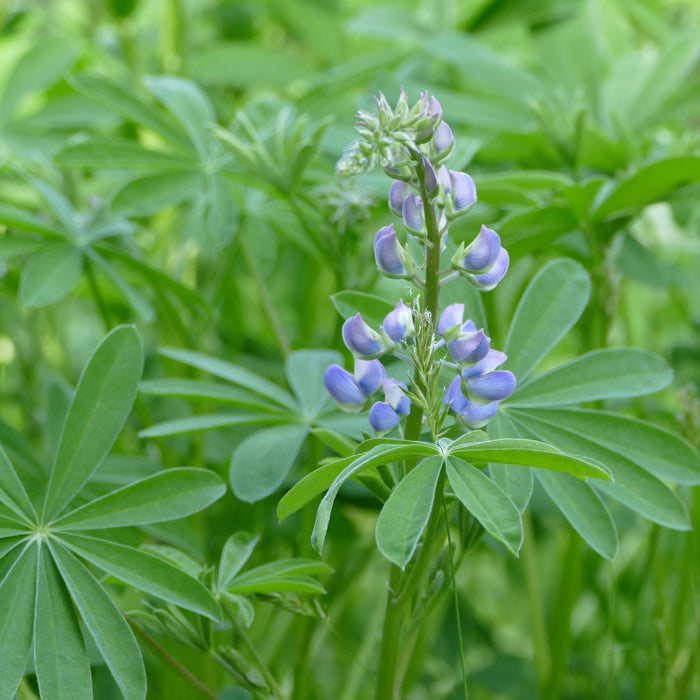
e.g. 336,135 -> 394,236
158,347 -> 297,410
448,438 -> 611,481
446,457 -> 523,554
43,326 -> 143,520
112,172 -> 203,217
526,408 -> 700,485
0,444 -> 36,523
52,468 -> 225,530
504,259 -> 590,382
486,412 -> 533,513
61,534 -> 221,620
0,545 -> 37,700
592,156 -> 700,220
0,203 -> 65,237
49,542 -> 146,700
19,244 -> 83,308
70,74 -> 189,149
375,456 -> 443,569
311,441 -> 439,552
57,138 -> 190,171
139,378 -> 279,409
509,348 -> 672,406
512,411 -> 690,530
277,456 -> 355,521
143,76 -> 216,159
286,350 -> 340,417
230,424 -> 309,502
0,37 -> 79,121
34,547 -> 91,700
536,471 -> 618,560
138,412 -> 283,438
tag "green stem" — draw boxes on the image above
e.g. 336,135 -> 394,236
374,564 -> 406,699
374,164 -> 445,700
522,511 -> 551,695
543,531 -> 583,700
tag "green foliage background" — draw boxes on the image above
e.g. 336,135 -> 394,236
0,0 -> 699,698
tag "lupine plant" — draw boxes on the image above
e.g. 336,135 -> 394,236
275,90 -> 700,698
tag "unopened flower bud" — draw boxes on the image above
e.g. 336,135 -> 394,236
431,121 -> 454,162
324,365 -> 367,411
437,303 -> 464,338
383,378 -> 411,415
354,359 -> 386,395
422,156 -> 439,198
447,323 -> 490,364
452,226 -> 501,274
465,248 -> 509,291
389,181 -> 411,217
382,300 -> 414,342
446,171 -> 477,218
369,401 -> 401,432
462,370 -> 516,403
342,313 -> 392,358
374,224 -> 414,278
402,193 -> 424,235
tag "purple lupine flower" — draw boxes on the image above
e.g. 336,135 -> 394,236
382,300 -> 414,342
324,365 -> 367,411
422,156 -> 438,198
444,375 -> 469,413
342,313 -> 391,358
447,326 -> 490,364
444,376 -> 500,428
457,399 -> 500,428
461,349 -> 508,378
389,181 -> 411,217
445,170 -> 477,218
452,225 -> 501,274
462,370 -> 516,403
383,378 -> 411,415
465,248 -> 509,291
369,401 -> 401,431
402,192 -> 424,235
437,303 -> 464,337
374,224 -> 413,278
354,359 -> 386,395
432,121 -> 454,161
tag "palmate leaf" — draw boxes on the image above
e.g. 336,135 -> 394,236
52,468 -> 226,531
311,441 -> 439,553
59,533 -> 221,620
34,547 -> 92,700
49,541 -> 146,700
144,349 -> 358,502
19,243 -> 83,308
446,457 -> 523,555
218,532 -> 260,591
375,456 -> 443,569
509,348 -> 672,406
43,326 -> 143,520
0,545 -> 37,700
504,258 -> 590,382
494,258 -> 700,543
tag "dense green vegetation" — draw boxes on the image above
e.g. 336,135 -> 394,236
0,1 -> 699,698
